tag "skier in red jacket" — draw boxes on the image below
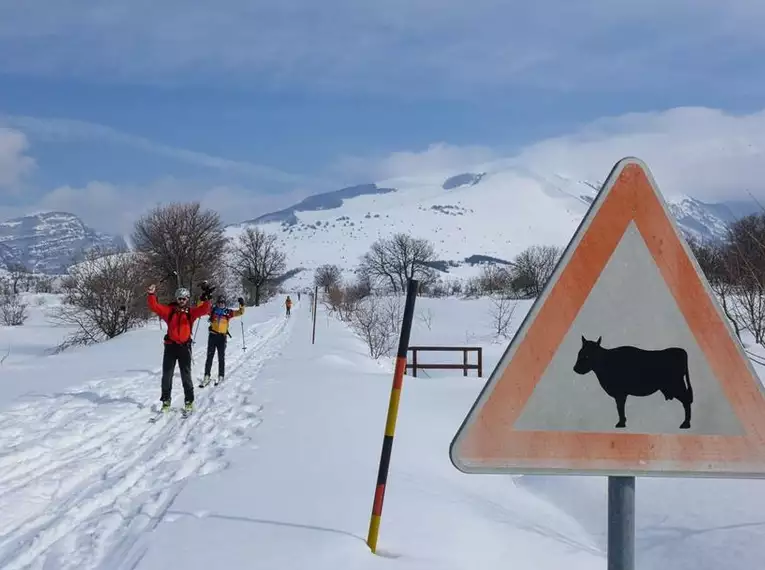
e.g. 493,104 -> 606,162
147,282 -> 213,413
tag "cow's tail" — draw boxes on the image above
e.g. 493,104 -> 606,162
684,352 -> 693,403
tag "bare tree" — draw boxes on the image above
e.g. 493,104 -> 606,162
50,248 -> 151,351
131,202 -> 227,298
479,265 -> 512,295
359,233 -> 438,293
509,245 -> 562,298
229,227 -> 287,306
314,264 -> 342,293
5,263 -> 30,294
688,237 -> 742,339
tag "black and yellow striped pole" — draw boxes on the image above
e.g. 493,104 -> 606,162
367,278 -> 419,554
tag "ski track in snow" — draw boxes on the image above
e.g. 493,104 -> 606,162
0,312 -> 294,570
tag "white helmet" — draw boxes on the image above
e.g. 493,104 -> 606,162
175,287 -> 190,300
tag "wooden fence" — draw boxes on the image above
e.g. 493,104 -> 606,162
406,346 -> 483,377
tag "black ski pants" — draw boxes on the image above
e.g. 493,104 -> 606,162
204,332 -> 227,378
161,341 -> 194,404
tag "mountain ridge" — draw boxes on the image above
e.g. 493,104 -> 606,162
226,165 -> 756,290
0,211 -> 126,275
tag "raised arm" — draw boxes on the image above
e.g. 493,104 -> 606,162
231,297 -> 245,317
146,284 -> 171,321
190,298 -> 212,320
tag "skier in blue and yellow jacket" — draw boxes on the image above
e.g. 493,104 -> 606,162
201,294 -> 245,386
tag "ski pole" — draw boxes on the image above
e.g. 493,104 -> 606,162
193,318 -> 201,344
241,320 -> 246,350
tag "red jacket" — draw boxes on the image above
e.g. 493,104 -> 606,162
148,293 -> 211,344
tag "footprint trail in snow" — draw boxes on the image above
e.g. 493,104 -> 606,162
0,313 -> 294,570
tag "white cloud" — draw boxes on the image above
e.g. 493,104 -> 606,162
0,115 -> 306,185
0,128 -> 35,191
337,107 -> 765,204
508,107 -> 765,202
0,1 -> 763,96
331,142 -> 497,182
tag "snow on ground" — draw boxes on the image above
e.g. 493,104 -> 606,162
133,296 -> 601,570
0,295 -> 295,569
0,294 -> 764,569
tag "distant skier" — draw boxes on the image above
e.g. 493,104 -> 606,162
298,292 -> 301,301
201,294 -> 245,387
285,295 -> 292,317
147,282 -> 213,413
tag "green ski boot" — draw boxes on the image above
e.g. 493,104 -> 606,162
182,401 -> 194,418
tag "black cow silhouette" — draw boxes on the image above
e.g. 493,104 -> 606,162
573,335 -> 693,429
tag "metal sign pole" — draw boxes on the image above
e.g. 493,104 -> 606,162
608,476 -> 635,570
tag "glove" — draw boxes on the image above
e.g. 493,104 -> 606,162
147,284 -> 156,295
198,281 -> 215,301
238,297 -> 244,306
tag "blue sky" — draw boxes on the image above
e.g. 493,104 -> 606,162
0,0 -> 764,233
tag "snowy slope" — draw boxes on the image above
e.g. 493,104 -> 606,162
226,166 -> 736,290
0,211 -> 126,274
2,294 -> 765,568
227,169 -> 593,289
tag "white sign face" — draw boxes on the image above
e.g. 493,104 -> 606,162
514,221 -> 743,436
450,157 -> 765,478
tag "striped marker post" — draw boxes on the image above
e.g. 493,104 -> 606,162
367,278 -> 419,554
311,286 -> 318,344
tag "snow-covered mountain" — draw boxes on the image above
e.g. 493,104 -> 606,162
0,211 -> 126,274
227,165 -> 743,289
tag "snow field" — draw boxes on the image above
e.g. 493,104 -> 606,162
1,294 -> 765,569
0,298 -> 295,570
132,297 -> 603,570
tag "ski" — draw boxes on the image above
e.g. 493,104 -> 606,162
148,405 -> 176,423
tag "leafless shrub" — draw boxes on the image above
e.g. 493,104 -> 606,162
418,308 -> 434,330
0,292 -> 28,325
49,248 -> 150,351
479,265 -> 512,295
131,202 -> 226,299
229,227 -> 287,306
489,295 -> 517,339
33,275 -> 54,293
323,280 -> 368,322
349,295 -> 402,359
462,276 -> 482,298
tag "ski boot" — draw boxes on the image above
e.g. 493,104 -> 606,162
199,374 -> 212,388
215,375 -> 224,386
161,400 -> 171,413
182,401 -> 194,418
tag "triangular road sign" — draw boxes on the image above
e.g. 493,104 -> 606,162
450,157 -> 765,478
